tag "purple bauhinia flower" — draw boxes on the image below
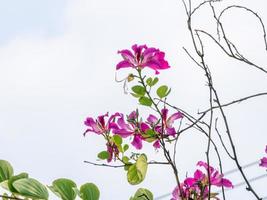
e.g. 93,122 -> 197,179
84,112 -> 120,136
116,44 -> 170,74
147,109 -> 183,137
259,145 -> 267,168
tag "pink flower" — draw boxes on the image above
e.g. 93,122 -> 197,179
259,145 -> 267,168
171,161 -> 233,200
147,109 -> 183,137
197,161 -> 233,188
260,157 -> 267,167
111,111 -> 149,150
84,112 -> 120,136
116,44 -> 170,74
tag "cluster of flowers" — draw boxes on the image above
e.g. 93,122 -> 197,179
260,145 -> 267,168
84,109 -> 182,162
171,161 -> 233,200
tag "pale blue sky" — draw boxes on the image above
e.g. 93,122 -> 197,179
0,0 -> 267,199
0,0 -> 66,44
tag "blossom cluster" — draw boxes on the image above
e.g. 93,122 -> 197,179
84,109 -> 182,162
171,161 -> 233,200
259,145 -> 267,168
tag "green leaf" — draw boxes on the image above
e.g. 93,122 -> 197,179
139,97 -> 152,107
156,85 -> 170,98
132,86 -> 146,96
113,135 -> 122,146
122,156 -> 129,164
127,154 -> 148,185
151,77 -> 159,86
49,178 -> 77,200
131,93 -> 143,98
13,178 -> 49,200
146,77 -> 153,86
97,151 -> 110,160
131,188 -> 154,200
123,144 -> 129,152
8,173 -> 29,193
0,180 -> 9,191
142,130 -> 156,143
0,160 -> 14,183
80,183 -> 100,200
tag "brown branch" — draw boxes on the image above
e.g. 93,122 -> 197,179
84,160 -> 169,168
200,92 -> 267,113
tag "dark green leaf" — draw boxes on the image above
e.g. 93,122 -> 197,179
156,85 -> 170,98
132,86 -> 146,96
0,160 -> 14,183
49,178 -> 77,200
139,97 -> 152,107
8,173 -> 29,193
97,151 -> 110,160
127,154 -> 148,185
13,178 -> 49,200
80,183 -> 100,200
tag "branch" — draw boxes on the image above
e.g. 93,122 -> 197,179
200,92 -> 267,113
84,160 -> 170,168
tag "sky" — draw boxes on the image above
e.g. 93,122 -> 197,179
0,0 -> 267,199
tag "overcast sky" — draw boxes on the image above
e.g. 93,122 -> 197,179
0,0 -> 267,199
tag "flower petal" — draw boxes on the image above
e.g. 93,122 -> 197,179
147,114 -> 158,124
167,112 -> 183,127
153,140 -> 161,149
140,122 -> 150,132
166,127 -> 176,136
221,178 -> 233,188
116,60 -> 134,70
131,134 -> 143,149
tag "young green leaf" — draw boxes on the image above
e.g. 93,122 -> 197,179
132,85 -> 146,96
156,85 -> 170,98
0,160 -> 14,183
113,135 -> 122,146
80,183 -> 100,200
123,144 -> 129,152
151,77 -> 159,86
122,156 -> 129,164
49,178 -> 77,200
139,97 -> 152,107
146,77 -> 153,86
12,178 -> 49,200
97,151 -> 110,160
131,188 -> 154,200
127,154 -> 148,185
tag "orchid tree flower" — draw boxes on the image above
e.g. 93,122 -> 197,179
171,161 -> 233,200
147,108 -> 183,137
83,112 -> 120,135
259,145 -> 267,168
116,44 -> 170,74
111,111 -> 148,150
